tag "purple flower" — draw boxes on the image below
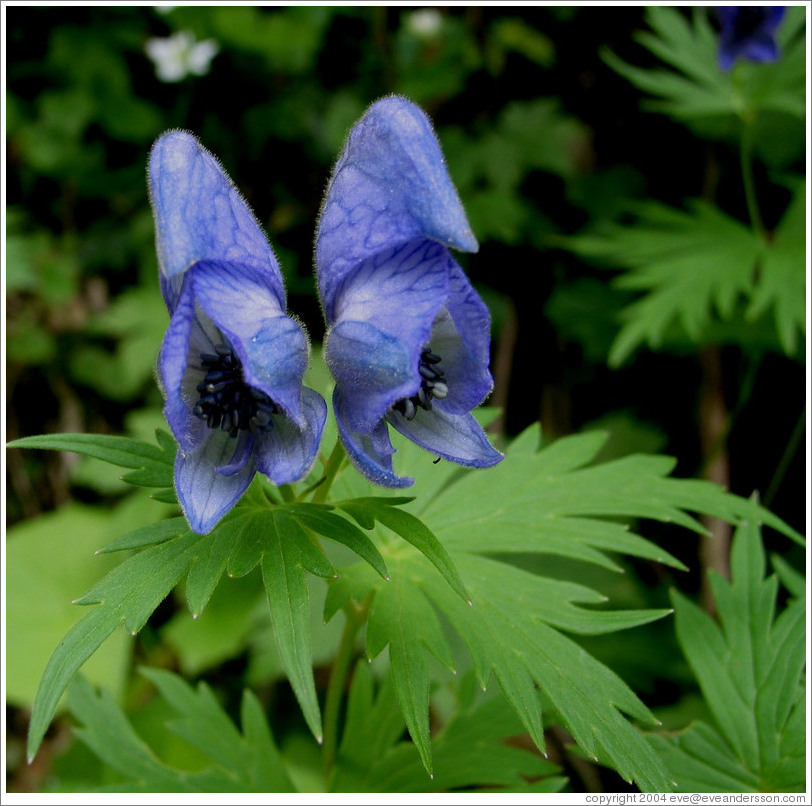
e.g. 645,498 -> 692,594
149,131 -> 326,533
717,6 -> 786,72
315,96 -> 503,487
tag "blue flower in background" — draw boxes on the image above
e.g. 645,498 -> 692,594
717,6 -> 786,72
149,131 -> 326,533
316,96 -> 503,487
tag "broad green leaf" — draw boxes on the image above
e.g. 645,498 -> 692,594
649,519 -> 806,792
66,670 -> 296,792
5,502 -> 145,710
7,430 -> 175,490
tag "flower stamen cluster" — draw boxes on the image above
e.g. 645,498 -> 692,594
193,344 -> 279,436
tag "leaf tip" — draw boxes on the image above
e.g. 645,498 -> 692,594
192,612 -> 199,620
384,575 -> 391,581
316,734 -> 324,745
466,598 -> 473,607
130,630 -> 137,636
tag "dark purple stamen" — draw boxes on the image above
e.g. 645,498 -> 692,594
391,346 -> 448,421
193,344 -> 279,437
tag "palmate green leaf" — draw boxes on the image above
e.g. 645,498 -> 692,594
604,6 -> 806,128
27,498 -> 359,761
332,662 -> 566,793
65,670 -> 296,792
7,430 -> 176,494
746,181 -> 806,355
326,424 -> 803,790
649,519 -> 806,793
561,199 -> 784,366
26,527 -> 204,762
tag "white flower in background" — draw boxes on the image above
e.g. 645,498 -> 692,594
406,8 -> 443,38
145,31 -> 219,83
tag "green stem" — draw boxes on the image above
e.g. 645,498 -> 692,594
740,120 -> 766,241
322,596 -> 370,784
763,408 -> 805,508
312,439 -> 346,504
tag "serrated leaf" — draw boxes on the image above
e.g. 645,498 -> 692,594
561,200 -> 765,366
332,664 -> 564,793
285,503 -> 389,580
349,423 -> 802,790
27,529 -> 203,761
604,6 -> 806,128
746,181 -> 806,355
365,557 -> 457,774
8,431 -> 175,490
339,497 -> 469,602
260,513 -> 323,742
650,519 -> 806,792
66,670 -> 296,792
96,517 -> 188,555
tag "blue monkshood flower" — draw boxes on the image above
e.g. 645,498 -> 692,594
717,6 -> 786,72
315,96 -> 504,487
149,131 -> 327,533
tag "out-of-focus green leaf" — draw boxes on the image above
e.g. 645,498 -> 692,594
7,431 -> 176,491
561,200 -> 766,365
66,670 -> 297,792
746,182 -> 806,355
332,663 -> 566,792
604,5 -> 806,159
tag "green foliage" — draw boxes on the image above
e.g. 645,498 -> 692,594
650,519 -> 806,792
18,425 -> 802,788
604,6 -> 806,160
329,425 -> 802,789
65,670 -> 295,792
561,191 -> 806,365
332,662 -> 567,792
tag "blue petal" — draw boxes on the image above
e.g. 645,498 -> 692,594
158,276 -> 214,454
175,429 -> 256,534
317,96 -> 477,321
189,260 -> 309,425
253,387 -> 328,485
428,260 -> 494,414
334,389 -> 413,488
387,407 -> 503,469
324,238 -> 450,430
148,130 -> 285,305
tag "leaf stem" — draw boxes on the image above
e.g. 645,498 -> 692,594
740,120 -> 766,241
322,595 -> 370,784
312,439 -> 346,504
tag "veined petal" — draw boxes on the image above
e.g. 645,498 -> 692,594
175,430 -> 256,534
158,277 -> 212,453
325,238 -> 450,430
148,130 -> 285,307
429,260 -> 494,414
189,260 -> 308,425
253,387 -> 328,485
387,407 -> 503,469
334,389 -> 413,488
317,96 -> 477,321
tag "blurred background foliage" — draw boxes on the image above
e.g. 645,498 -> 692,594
5,4 -> 806,793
